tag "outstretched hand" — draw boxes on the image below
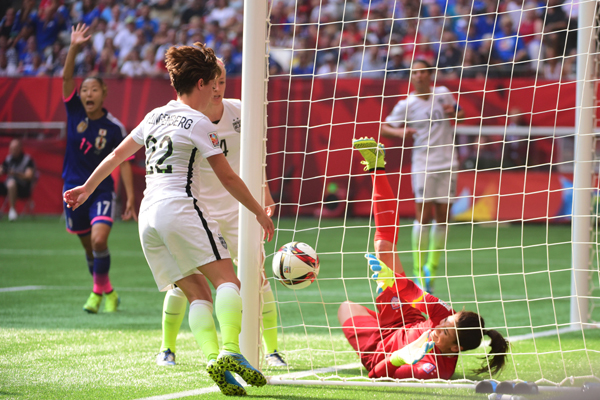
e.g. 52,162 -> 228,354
63,185 -> 91,211
366,253 -> 394,295
257,211 -> 274,242
390,329 -> 435,367
71,23 -> 91,48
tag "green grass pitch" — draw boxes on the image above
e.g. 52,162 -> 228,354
1,217 -> 599,399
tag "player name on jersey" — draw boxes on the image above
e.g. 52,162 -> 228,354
147,112 -> 194,130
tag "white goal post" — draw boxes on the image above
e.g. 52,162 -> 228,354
239,0 -> 600,388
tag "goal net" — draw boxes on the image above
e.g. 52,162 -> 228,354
242,0 -> 600,389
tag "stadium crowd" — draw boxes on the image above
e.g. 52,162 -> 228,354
0,0 -> 579,79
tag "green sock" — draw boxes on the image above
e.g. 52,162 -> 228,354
215,283 -> 242,354
189,299 -> 219,361
160,287 -> 187,353
262,282 -> 279,354
411,220 -> 429,286
427,222 -> 446,277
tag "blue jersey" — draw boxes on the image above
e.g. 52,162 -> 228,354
62,90 -> 128,193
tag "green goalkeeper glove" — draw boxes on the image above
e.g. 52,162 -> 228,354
390,330 -> 435,366
366,253 -> 394,295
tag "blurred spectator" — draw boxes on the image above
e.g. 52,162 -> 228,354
113,15 -> 137,61
316,51 -> 346,77
385,46 -> 407,79
0,50 -> 18,76
491,15 -> 528,73
291,50 -> 314,75
541,45 -> 563,80
94,46 -> 118,75
180,0 -> 206,25
22,52 -> 47,75
219,43 -> 241,74
13,0 -> 36,41
139,45 -> 160,76
120,48 -> 143,76
136,2 -> 159,43
73,0 -> 101,27
150,0 -> 175,25
519,2 -> 543,62
0,7 -> 16,42
438,32 -> 463,77
31,1 -> 68,54
106,4 -> 123,33
206,0 -> 237,29
92,18 -> 109,54
44,40 -> 64,75
543,0 -> 569,55
0,35 -> 18,70
0,138 -> 36,222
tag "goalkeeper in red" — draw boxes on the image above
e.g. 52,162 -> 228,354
338,138 -> 508,380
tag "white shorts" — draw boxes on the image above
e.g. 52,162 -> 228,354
213,211 -> 238,262
138,197 -> 231,291
411,170 -> 457,204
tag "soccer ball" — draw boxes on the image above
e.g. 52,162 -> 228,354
272,242 -> 320,290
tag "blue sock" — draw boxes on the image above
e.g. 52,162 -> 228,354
92,249 -> 113,294
86,255 -> 94,276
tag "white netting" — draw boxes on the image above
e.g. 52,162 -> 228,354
260,0 -> 600,387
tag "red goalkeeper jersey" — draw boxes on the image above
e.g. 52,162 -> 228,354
363,276 -> 458,380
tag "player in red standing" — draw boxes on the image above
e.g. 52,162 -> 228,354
338,138 -> 508,379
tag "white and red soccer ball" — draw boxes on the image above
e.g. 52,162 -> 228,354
272,242 -> 320,290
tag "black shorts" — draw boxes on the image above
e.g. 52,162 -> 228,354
0,179 -> 32,198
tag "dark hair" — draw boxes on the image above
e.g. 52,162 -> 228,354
81,76 -> 107,95
165,42 -> 220,96
412,58 -> 432,69
455,311 -> 509,376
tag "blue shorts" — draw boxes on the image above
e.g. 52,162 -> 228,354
63,184 -> 115,236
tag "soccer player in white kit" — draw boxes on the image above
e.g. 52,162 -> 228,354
380,59 -> 465,293
64,43 -> 274,397
156,60 -> 287,368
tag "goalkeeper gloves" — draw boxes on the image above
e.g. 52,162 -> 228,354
390,330 -> 435,366
366,253 -> 394,295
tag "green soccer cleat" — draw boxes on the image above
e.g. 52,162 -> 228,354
83,292 -> 103,314
352,137 -> 386,171
207,359 -> 247,396
217,351 -> 267,387
104,290 -> 120,313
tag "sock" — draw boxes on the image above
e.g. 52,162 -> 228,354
160,287 -> 187,353
411,221 -> 429,285
92,249 -> 112,294
189,299 -> 219,361
372,170 -> 399,245
86,255 -> 94,276
215,282 -> 242,354
261,281 -> 279,354
427,222 -> 446,277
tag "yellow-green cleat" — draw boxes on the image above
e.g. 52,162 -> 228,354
83,292 -> 103,314
352,137 -> 386,171
104,290 -> 120,313
207,358 -> 247,396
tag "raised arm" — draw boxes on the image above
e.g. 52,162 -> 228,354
208,153 -> 274,241
63,23 -> 91,99
64,136 -> 143,210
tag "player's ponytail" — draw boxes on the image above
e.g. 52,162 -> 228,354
480,328 -> 509,376
455,311 -> 509,376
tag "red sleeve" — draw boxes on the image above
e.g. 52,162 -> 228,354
368,357 -> 398,379
380,275 -> 455,326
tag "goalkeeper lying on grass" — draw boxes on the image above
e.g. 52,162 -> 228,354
337,138 -> 509,380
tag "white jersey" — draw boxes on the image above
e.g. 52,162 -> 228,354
130,100 -> 223,211
385,86 -> 458,173
196,98 -> 241,218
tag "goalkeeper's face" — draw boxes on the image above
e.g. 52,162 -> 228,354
431,314 -> 460,354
